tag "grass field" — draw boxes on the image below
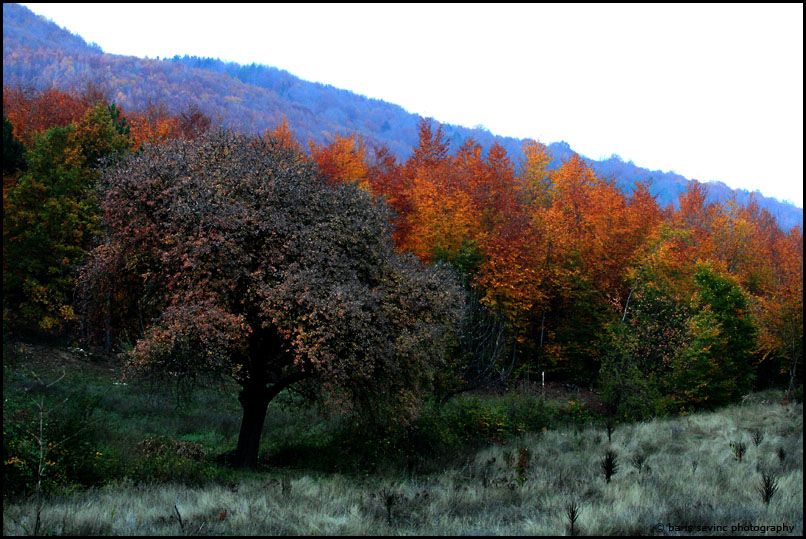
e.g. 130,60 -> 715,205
3,343 -> 803,535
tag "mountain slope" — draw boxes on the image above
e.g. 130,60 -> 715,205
3,3 -> 802,229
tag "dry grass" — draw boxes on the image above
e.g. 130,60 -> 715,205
3,398 -> 802,535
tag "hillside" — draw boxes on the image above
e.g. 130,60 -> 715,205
3,2 -> 802,229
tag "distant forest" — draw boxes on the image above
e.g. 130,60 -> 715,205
3,3 -> 802,230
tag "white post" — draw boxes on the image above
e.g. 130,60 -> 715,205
541,371 -> 545,398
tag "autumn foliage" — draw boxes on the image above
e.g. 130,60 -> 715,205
3,88 -> 803,433
320,118 -> 802,401
78,130 -> 462,467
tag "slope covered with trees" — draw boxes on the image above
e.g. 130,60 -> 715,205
4,86 -> 802,420
3,3 -> 802,230
2,6 -> 802,533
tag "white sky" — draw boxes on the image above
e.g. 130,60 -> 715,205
20,3 -> 804,207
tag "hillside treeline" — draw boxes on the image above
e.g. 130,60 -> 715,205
3,87 -> 803,422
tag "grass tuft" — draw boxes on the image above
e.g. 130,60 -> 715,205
757,472 -> 779,505
600,450 -> 618,484
730,441 -> 747,462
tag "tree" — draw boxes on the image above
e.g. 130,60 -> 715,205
128,100 -> 181,149
3,86 -> 108,145
3,103 -> 130,336
80,131 -> 463,468
176,103 -> 212,139
669,263 -> 757,410
600,274 -> 688,421
519,139 -> 552,207
3,116 -> 27,175
309,134 -> 369,189
756,226 -> 803,397
262,116 -> 302,153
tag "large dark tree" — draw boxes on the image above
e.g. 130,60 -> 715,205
80,130 -> 463,467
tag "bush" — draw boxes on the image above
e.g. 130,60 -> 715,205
500,392 -> 555,433
3,386 -> 113,498
444,396 -> 510,445
129,436 -> 213,485
263,393 -> 560,475
561,398 -> 600,429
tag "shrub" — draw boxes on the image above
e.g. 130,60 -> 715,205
565,499 -> 582,536
130,435 -> 212,485
600,450 -> 618,483
730,441 -> 747,462
757,472 -> 779,505
3,386 -> 113,497
501,392 -> 555,433
563,399 -> 599,429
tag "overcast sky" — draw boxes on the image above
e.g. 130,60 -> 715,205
20,3 -> 804,207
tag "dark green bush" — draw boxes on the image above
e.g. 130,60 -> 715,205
264,393 -> 559,474
500,392 -> 555,433
128,435 -> 213,485
3,387 -> 113,498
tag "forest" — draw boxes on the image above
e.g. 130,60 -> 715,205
3,2 -> 803,232
2,84 -> 803,535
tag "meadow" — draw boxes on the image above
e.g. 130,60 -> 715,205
2,342 -> 802,535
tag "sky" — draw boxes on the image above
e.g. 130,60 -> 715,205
20,3 -> 805,207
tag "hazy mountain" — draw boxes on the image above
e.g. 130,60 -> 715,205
4,3 -> 802,229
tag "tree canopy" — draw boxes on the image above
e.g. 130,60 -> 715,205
80,130 -> 463,467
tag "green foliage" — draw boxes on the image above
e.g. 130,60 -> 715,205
600,273 -> 689,421
501,391 -> 555,433
266,392 -> 557,474
3,386 -> 111,498
3,115 -> 26,174
544,271 -> 612,384
561,397 -> 599,430
3,104 -> 131,337
600,323 -> 665,422
129,436 -> 214,485
602,264 -> 760,417
670,264 -> 757,410
106,103 -> 130,137
444,395 -> 511,445
433,238 -> 484,281
434,286 -> 513,401
67,103 -> 131,168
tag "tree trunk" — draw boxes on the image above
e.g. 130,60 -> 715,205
225,369 -> 309,468
231,386 -> 271,468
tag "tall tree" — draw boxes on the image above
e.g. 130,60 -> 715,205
80,131 -> 462,468
309,134 -> 369,189
670,263 -> 757,409
519,139 -> 552,207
